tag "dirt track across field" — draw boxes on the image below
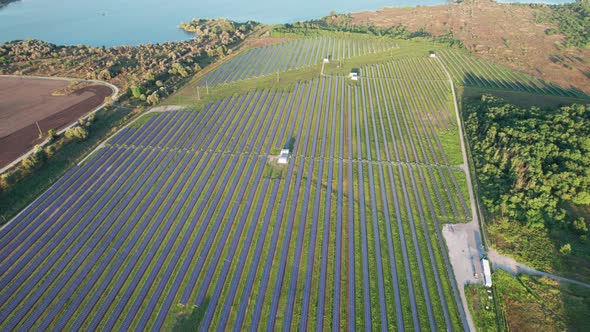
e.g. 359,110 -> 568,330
0,77 -> 112,168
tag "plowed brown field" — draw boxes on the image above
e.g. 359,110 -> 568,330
0,77 -> 111,168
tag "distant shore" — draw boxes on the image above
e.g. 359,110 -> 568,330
0,0 -> 19,9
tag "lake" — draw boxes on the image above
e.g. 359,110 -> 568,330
0,0 -> 572,47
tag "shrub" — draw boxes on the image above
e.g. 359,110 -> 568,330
146,91 -> 160,105
44,144 -> 57,157
131,85 -> 145,99
573,217 -> 588,235
1,172 -> 18,187
21,146 -> 46,171
65,126 -> 89,141
559,243 -> 572,256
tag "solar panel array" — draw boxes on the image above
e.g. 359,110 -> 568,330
198,36 -> 399,87
0,57 -> 470,330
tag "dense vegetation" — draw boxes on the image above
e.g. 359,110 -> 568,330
537,0 -> 590,48
465,95 -> 590,231
179,18 -> 258,50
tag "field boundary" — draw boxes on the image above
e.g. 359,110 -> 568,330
0,75 -> 119,174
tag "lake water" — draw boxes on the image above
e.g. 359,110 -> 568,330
0,0 -> 572,47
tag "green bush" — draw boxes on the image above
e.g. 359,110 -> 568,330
560,243 -> 572,256
131,85 -> 145,99
47,128 -> 57,139
65,126 -> 89,141
21,146 -> 46,171
573,217 -> 588,234
44,144 -> 57,157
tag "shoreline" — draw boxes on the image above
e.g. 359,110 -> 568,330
0,0 -> 575,47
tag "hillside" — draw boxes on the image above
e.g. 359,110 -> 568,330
343,0 -> 590,95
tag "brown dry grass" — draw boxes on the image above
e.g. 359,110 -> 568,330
348,0 -> 590,94
51,81 -> 95,96
243,35 -> 295,49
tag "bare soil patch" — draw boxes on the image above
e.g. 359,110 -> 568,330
348,0 -> 590,95
243,36 -> 295,49
0,77 -> 111,168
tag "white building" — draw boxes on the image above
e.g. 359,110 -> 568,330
323,57 -> 330,63
349,72 -> 358,81
429,51 -> 437,58
482,258 -> 492,288
278,148 -> 290,164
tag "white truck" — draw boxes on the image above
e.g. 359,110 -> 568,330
482,258 -> 492,288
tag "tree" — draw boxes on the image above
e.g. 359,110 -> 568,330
131,85 -> 145,99
97,69 -> 111,80
573,217 -> 588,234
169,63 -> 189,77
1,171 -> 18,188
44,144 -> 57,157
216,46 -> 227,57
144,71 -> 156,81
65,126 -> 89,140
47,128 -> 57,142
21,146 -> 46,171
572,191 -> 590,205
146,91 -> 160,105
559,243 -> 572,256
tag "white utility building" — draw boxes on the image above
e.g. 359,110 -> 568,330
278,148 -> 290,164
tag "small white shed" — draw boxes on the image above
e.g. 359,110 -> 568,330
349,72 -> 358,81
278,148 -> 290,164
429,51 -> 437,58
482,258 -> 492,288
323,57 -> 330,63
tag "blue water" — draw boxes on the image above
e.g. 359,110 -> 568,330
0,0 -> 572,47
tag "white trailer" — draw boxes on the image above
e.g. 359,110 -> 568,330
482,258 -> 492,288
